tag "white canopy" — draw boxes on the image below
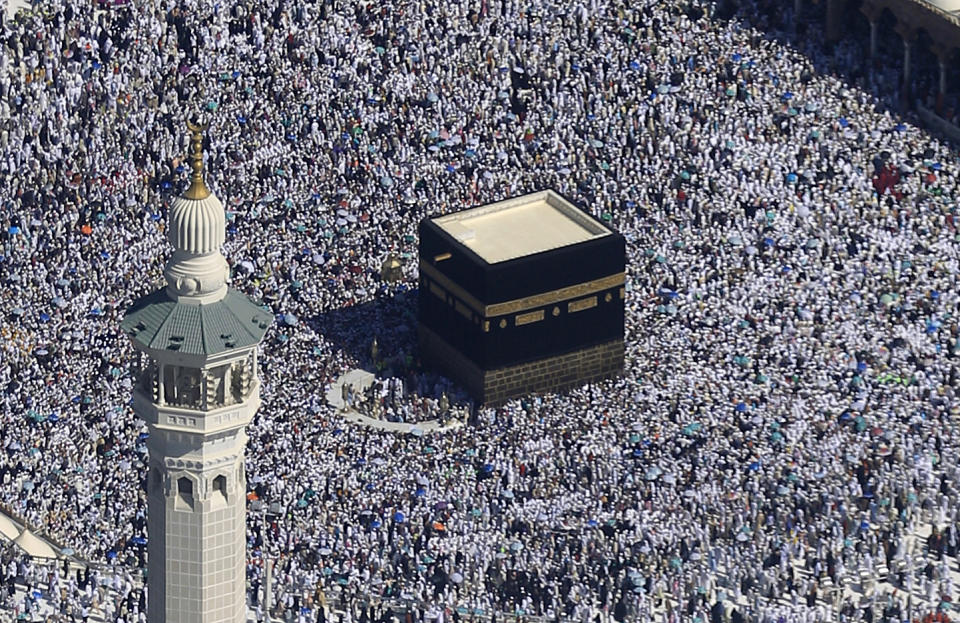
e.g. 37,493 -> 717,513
14,529 -> 59,559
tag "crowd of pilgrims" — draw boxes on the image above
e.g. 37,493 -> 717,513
337,369 -> 469,425
1,0 -> 960,621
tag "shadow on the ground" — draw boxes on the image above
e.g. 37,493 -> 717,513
307,288 -> 477,406
306,286 -> 420,371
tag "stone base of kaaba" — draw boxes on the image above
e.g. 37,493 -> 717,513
419,325 -> 623,406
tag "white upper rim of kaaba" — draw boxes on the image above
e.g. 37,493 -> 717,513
431,190 -> 612,264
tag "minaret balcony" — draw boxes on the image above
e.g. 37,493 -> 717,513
132,379 -> 260,435
136,356 -> 257,411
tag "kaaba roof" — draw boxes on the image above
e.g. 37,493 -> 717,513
121,288 -> 272,357
431,190 -> 612,264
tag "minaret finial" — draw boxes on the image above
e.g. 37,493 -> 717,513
184,120 -> 211,200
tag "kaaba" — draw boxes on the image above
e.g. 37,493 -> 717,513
418,189 -> 625,405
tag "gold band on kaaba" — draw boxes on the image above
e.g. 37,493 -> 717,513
420,260 -> 624,319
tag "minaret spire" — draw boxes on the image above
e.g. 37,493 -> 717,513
163,121 -> 228,303
184,120 -> 211,200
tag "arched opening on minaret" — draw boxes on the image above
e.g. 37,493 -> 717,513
230,360 -> 245,402
176,476 -> 195,511
162,366 -> 204,409
213,475 -> 227,501
177,369 -> 201,406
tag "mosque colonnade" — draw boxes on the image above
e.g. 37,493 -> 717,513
796,0 -> 959,97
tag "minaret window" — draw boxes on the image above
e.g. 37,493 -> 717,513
160,366 -> 209,408
217,365 -> 229,405
229,362 -> 242,402
213,475 -> 227,501
177,369 -> 201,407
231,360 -> 245,402
176,477 -> 194,510
163,366 -> 176,405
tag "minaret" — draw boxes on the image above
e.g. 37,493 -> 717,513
122,122 -> 271,623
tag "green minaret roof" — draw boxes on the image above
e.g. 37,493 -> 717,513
121,287 -> 272,356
